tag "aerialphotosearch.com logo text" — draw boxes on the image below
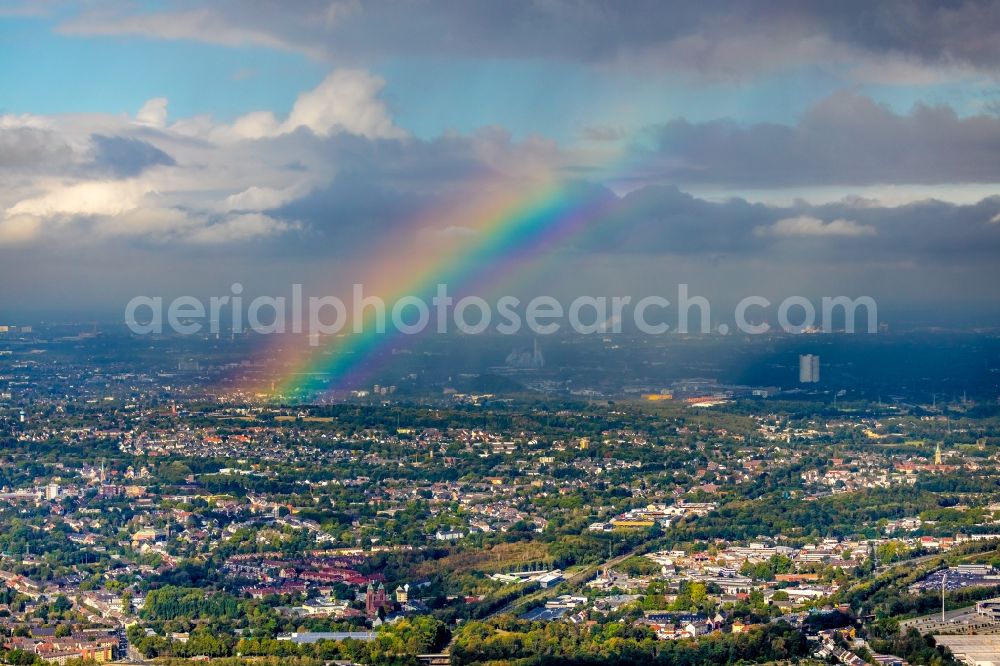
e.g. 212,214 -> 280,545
124,283 -> 878,343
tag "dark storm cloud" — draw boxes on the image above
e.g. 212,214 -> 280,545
273,177 -> 429,252
642,92 -> 1000,187
578,186 -> 775,255
225,130 -> 529,256
303,130 -> 503,185
804,0 -> 1000,71
263,169 -> 1000,269
59,1 -> 1000,77
564,185 -> 1000,266
233,127 -> 520,193
196,113 -> 1000,265
89,134 -> 176,177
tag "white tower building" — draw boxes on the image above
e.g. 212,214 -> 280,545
799,354 -> 820,383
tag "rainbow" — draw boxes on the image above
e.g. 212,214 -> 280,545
256,167 -> 628,401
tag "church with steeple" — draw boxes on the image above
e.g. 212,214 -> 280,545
365,581 -> 388,617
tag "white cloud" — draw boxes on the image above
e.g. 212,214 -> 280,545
186,213 -> 297,243
92,207 -> 200,239
136,97 -> 169,128
229,110 -> 281,140
0,214 -> 42,245
0,67 -> 414,247
92,209 -> 294,243
281,69 -> 404,139
0,203 -> 201,246
0,205 -> 298,246
0,113 -> 51,130
226,70 -> 404,141
8,180 -> 153,217
991,212 -> 1000,224
756,216 -> 876,238
0,68 -> 568,251
221,185 -> 302,212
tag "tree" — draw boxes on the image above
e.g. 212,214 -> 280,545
6,648 -> 40,665
52,595 -> 73,613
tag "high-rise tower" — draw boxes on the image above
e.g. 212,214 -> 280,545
799,354 -> 820,383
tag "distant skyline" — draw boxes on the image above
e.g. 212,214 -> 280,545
1,1 -> 999,318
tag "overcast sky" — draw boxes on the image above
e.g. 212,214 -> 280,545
1,1 -> 999,321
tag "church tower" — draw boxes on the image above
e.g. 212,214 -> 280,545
366,582 -> 387,617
